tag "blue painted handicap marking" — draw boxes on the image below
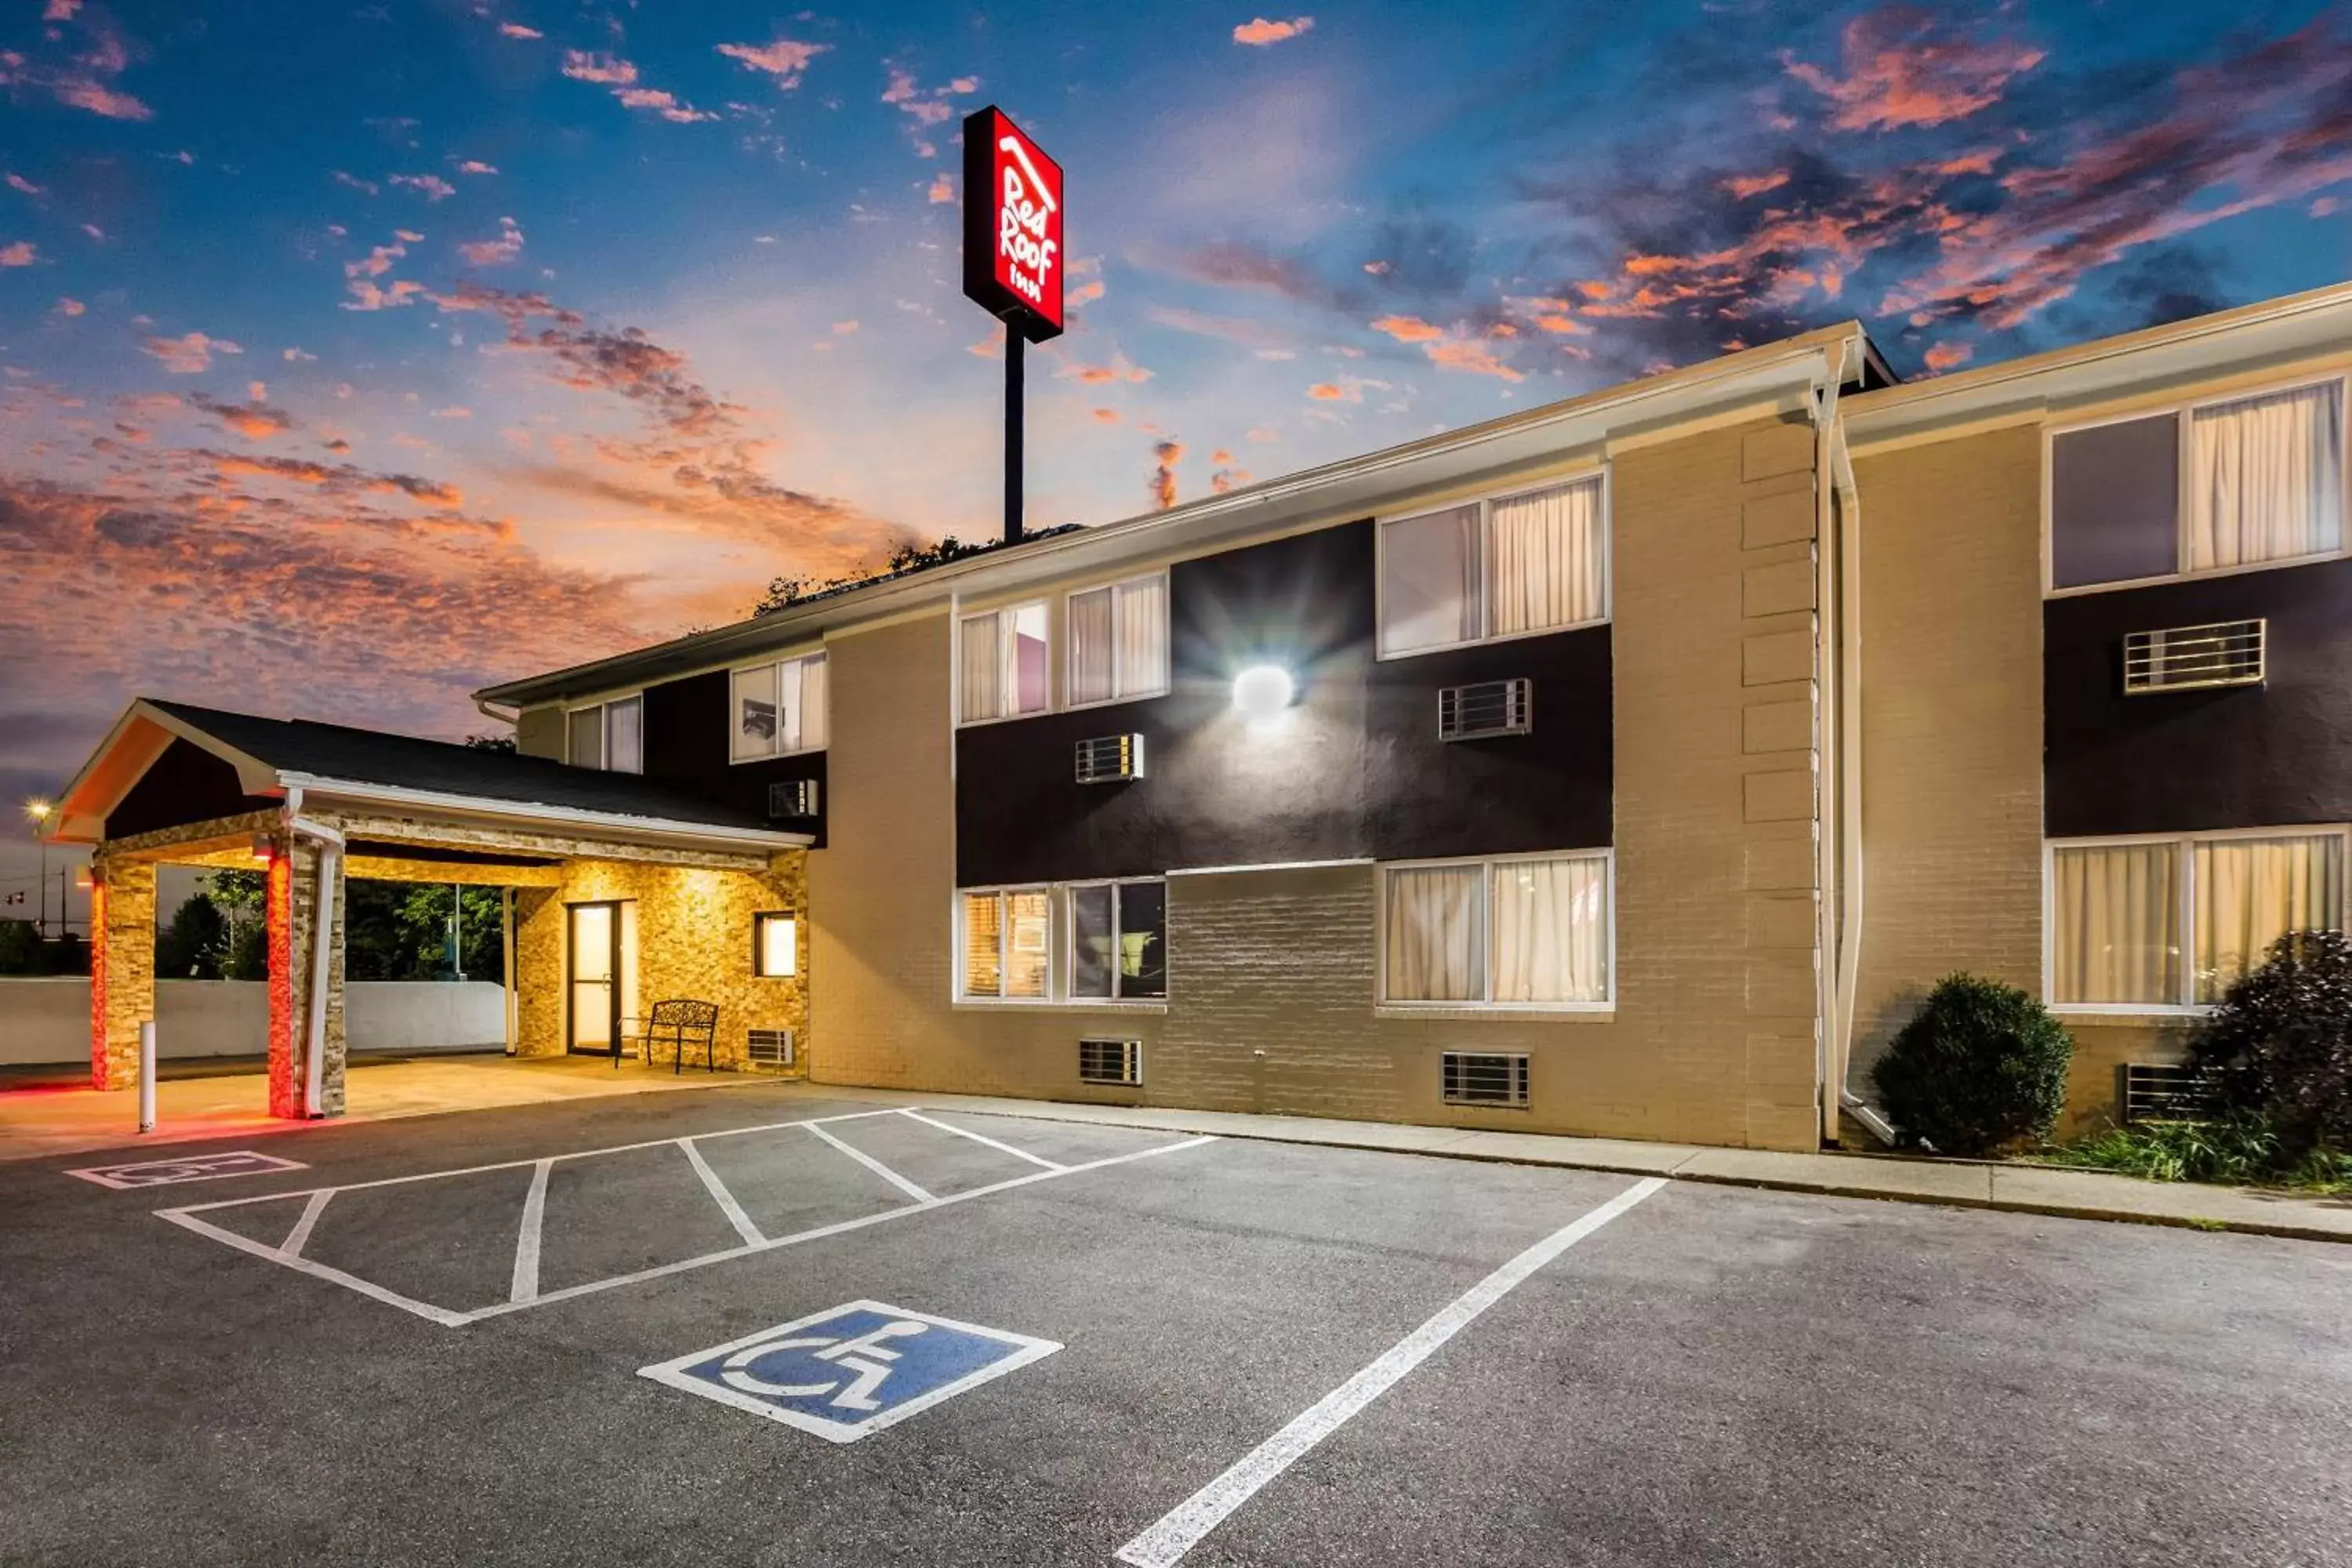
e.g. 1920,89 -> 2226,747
67,1149 -> 307,1189
639,1300 -> 1061,1443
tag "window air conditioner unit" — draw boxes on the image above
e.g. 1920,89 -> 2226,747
746,1028 -> 796,1071
1438,678 -> 1533,741
1078,1037 -> 1142,1086
767,779 -> 820,820
2123,619 -> 2264,694
1442,1051 -> 1529,1107
1075,733 -> 1145,785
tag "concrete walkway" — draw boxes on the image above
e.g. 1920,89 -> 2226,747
0,1054 -> 763,1163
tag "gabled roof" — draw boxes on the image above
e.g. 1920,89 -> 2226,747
49,699 -> 805,852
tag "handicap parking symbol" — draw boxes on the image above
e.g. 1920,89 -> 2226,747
639,1300 -> 1060,1443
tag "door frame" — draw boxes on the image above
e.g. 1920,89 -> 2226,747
565,899 -> 624,1058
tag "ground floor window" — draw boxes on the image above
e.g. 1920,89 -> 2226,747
2049,826 -> 2347,1009
959,878 -> 1167,1003
1381,850 -> 1611,1007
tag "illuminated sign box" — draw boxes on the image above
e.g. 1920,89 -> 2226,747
962,105 -> 1064,343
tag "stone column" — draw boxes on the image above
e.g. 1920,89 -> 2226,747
89,856 -> 155,1091
267,836 -> 347,1119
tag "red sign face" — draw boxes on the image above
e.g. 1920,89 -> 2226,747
963,107 -> 1064,341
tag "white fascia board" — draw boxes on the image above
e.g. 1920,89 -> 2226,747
48,700 -> 283,844
276,773 -> 811,853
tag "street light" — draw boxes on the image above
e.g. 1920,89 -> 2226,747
24,800 -> 53,940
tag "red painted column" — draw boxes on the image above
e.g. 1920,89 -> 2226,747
86,877 -> 107,1091
265,848 -> 301,1119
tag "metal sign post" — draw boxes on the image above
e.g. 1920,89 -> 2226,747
962,105 -> 1065,546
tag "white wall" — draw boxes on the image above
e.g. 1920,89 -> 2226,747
0,978 -> 507,1065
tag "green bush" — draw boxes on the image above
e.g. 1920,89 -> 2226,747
1871,973 -> 2074,1156
2187,928 -> 2352,1160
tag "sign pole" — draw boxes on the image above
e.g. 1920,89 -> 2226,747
1004,332 -> 1024,544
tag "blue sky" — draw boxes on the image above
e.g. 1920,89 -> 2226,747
2,0 -> 2350,855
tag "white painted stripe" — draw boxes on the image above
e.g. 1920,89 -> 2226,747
897,1108 -> 1067,1171
808,1121 -> 935,1202
278,1188 -> 334,1260
156,1210 -> 469,1328
678,1138 -> 764,1246
1115,1175 -> 1667,1568
452,1136 -> 1218,1326
510,1159 -> 553,1304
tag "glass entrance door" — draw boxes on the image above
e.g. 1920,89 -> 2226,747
568,902 -> 620,1056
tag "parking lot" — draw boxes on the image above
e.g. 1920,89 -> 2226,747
3,1083 -> 2348,1567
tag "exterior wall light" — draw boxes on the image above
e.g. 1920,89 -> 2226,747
1232,665 -> 1295,718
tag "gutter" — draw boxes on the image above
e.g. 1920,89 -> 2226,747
274,772 -> 811,854
284,797 -> 343,1120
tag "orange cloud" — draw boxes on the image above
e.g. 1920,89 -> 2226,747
142,331 -> 241,373
459,216 -> 524,267
1306,382 -> 1355,402
1233,16 -> 1314,45
1093,408 -> 1120,424
498,21 -> 541,38
1149,439 -> 1183,509
1922,342 -> 1973,373
56,296 -> 84,315
1722,170 -> 1791,200
1058,360 -> 1152,386
1426,339 -> 1525,381
1784,9 -> 2045,132
716,38 -> 828,89
927,172 -> 953,204
0,241 -> 34,267
1370,314 -> 1443,343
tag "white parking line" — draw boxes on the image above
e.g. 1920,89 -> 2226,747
808,1121 -> 935,1203
1115,1174 -> 1668,1568
279,1189 -> 333,1260
897,1108 -> 1069,1171
510,1159 -> 553,1305
679,1138 -> 765,1247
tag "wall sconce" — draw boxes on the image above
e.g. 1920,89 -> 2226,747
249,833 -> 276,863
1231,664 -> 1296,720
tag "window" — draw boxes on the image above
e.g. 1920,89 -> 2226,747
2050,376 -> 2346,591
2049,828 -> 2347,1009
958,878 -> 1167,1003
753,912 -> 797,978
1069,880 -> 1167,1000
1068,573 -> 1170,707
731,652 -> 828,762
1378,475 -> 1607,656
1381,851 -> 1611,1007
960,601 -> 1050,723
565,695 -> 642,773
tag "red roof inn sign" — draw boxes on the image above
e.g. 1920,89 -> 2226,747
962,106 -> 1064,343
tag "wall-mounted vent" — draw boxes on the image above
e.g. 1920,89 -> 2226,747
2121,1062 -> 2218,1123
2123,619 -> 2265,695
1441,1051 -> 1529,1107
1438,678 -> 1533,741
746,1028 -> 796,1070
1078,1036 -> 1142,1086
1075,733 -> 1145,785
767,779 -> 820,819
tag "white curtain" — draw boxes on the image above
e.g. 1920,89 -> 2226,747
961,892 -> 1003,996
567,706 -> 604,769
1489,478 -> 1606,635
797,655 -> 829,751
2052,843 -> 2180,1005
1068,588 -> 1114,706
1115,575 -> 1169,696
775,656 -> 804,753
2188,382 -> 2343,571
1492,855 -> 1609,1004
960,612 -> 1002,722
604,697 -> 643,774
2194,834 -> 2343,1001
1379,506 -> 1480,655
1385,866 -> 1483,1001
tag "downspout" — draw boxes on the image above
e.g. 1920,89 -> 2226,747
285,795 -> 345,1120
1831,394 -> 1875,1143
1809,347 -> 1846,1145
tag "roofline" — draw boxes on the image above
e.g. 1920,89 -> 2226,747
281,775 -> 811,852
478,321 -> 1867,708
1846,279 -> 2352,446
47,699 -> 284,844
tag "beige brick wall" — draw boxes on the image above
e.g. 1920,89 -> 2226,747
515,705 -> 564,760
90,857 -> 154,1091
805,415 -> 1828,1151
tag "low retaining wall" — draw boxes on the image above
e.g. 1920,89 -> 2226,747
0,978 -> 508,1065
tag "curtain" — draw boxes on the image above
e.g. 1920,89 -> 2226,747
1069,588 -> 1114,706
1379,506 -> 1480,655
2188,382 -> 2343,570
1005,890 -> 1051,997
1489,478 -> 1606,635
567,706 -> 604,769
2194,834 -> 2343,1001
797,655 -> 829,752
2052,843 -> 2179,1004
1492,855 -> 1609,1004
1115,575 -> 1169,697
1385,865 -> 1483,1001
961,892 -> 1003,996
604,697 -> 643,775
775,656 -> 804,753
960,612 -> 1002,722
1068,884 -> 1114,997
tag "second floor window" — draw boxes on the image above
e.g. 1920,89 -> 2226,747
731,652 -> 828,763
960,601 -> 1050,723
567,695 -> 642,773
1378,474 -> 1608,657
1067,573 -> 1170,707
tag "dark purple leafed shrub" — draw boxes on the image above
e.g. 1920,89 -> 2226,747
2187,930 -> 2352,1160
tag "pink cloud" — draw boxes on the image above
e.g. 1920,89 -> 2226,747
390,173 -> 456,201
332,170 -> 379,195
0,240 -> 34,267
56,296 -> 83,315
1784,7 -> 2045,132
1370,314 -> 1443,343
561,50 -> 637,85
456,159 -> 498,176
0,32 -> 151,120
927,172 -> 953,204
142,331 -> 242,373
1722,169 -> 1791,200
459,215 -> 524,267
1234,16 -> 1315,45
1922,342 -> 1973,372
1058,360 -> 1152,386
716,38 -> 828,89
6,172 -> 42,195
615,86 -> 717,123
497,21 -> 541,39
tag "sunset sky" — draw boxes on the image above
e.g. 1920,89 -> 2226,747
4,0 -> 2352,905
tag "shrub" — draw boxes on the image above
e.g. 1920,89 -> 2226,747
2187,928 -> 2352,1160
1871,973 -> 2074,1156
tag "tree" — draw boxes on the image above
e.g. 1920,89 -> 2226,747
1871,973 -> 2074,1156
746,525 -> 1083,619
155,895 -> 225,978
204,869 -> 269,980
0,919 -> 36,976
464,733 -> 517,753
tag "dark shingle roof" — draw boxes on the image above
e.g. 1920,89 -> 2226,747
148,700 -> 776,834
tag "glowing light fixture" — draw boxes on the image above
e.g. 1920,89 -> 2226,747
1232,664 -> 1295,719
24,799 -> 51,824
250,832 -> 276,863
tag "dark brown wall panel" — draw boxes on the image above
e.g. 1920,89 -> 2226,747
107,739 -> 279,840
641,669 -> 826,846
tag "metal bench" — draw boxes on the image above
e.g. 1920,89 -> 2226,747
644,999 -> 720,1075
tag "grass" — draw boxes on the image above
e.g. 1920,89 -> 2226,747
2037,1116 -> 2352,1196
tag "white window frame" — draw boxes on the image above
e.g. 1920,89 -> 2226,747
564,693 -> 643,774
2043,371 -> 2352,599
954,599 -> 1053,728
727,649 -> 828,764
954,877 -> 1170,1007
1062,570 -> 1173,712
1374,470 -> 1612,661
1375,848 -> 1615,1012
1062,878 -> 1170,1003
2042,823 -> 2352,1015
